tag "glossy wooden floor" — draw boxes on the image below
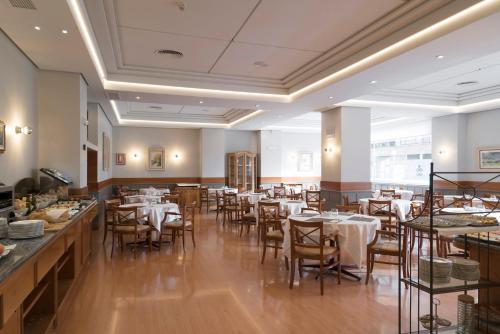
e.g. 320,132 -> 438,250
55,211 -> 459,334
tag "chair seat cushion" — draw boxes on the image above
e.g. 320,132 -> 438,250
164,219 -> 192,227
371,241 -> 399,253
115,224 -> 151,233
266,230 -> 283,240
295,246 -> 337,257
378,215 -> 398,223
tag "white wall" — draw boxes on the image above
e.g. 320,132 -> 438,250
259,130 -> 283,177
200,128 -> 225,178
112,127 -> 200,178
281,132 -> 321,177
341,107 -> 371,182
321,108 -> 342,182
432,114 -> 467,176
225,130 -> 258,153
97,104 -> 113,182
38,71 -> 87,189
0,32 -> 38,186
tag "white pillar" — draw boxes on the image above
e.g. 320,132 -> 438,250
200,128 -> 225,185
258,130 -> 283,186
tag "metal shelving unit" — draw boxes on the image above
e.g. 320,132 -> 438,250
398,162 -> 500,334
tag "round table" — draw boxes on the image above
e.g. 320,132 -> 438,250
283,213 -> 381,268
139,187 -> 170,196
359,198 -> 411,221
119,202 -> 180,231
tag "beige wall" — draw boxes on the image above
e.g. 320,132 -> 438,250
112,127 -> 200,178
0,32 -> 38,186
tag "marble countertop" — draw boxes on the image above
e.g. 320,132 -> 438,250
0,200 -> 96,284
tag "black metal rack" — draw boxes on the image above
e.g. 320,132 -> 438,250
398,162 -> 500,333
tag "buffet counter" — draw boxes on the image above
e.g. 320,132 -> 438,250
0,200 -> 97,334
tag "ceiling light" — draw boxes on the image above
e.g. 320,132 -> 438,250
135,96 -> 141,100
199,101 -> 203,104
34,26 -> 41,31
370,80 -> 378,84
255,104 -> 260,108
436,55 -> 444,59
253,61 -> 268,67
328,96 -> 334,100
372,117 -> 408,126
62,29 -> 68,34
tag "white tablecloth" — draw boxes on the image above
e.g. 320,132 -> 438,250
283,213 -> 381,268
139,187 -> 170,196
124,195 -> 163,204
359,198 -> 412,221
373,189 -> 414,201
237,193 -> 267,204
120,203 -> 180,231
208,188 -> 238,194
256,199 -> 308,217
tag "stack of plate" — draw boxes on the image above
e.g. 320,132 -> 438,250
451,258 -> 480,281
419,256 -> 453,284
8,220 -> 45,239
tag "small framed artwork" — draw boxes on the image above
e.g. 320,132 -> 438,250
0,121 -> 5,153
478,148 -> 500,169
115,153 -> 126,165
297,151 -> 313,172
148,146 -> 165,170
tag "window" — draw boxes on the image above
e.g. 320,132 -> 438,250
371,120 -> 432,184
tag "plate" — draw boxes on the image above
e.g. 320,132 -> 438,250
0,244 -> 16,259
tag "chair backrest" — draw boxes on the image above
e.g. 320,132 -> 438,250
452,197 -> 472,208
223,192 -> 238,206
240,196 -> 253,212
368,199 -> 392,217
200,186 -> 209,200
182,202 -> 196,226
289,218 -> 324,258
216,190 -> 224,205
161,194 -> 180,204
104,199 -> 121,221
273,186 -> 286,198
305,190 -> 321,204
335,204 -> 360,214
258,201 -> 282,231
342,195 -> 350,205
392,194 -> 402,199
380,189 -> 396,197
113,207 -> 140,231
485,199 -> 500,210
411,202 -> 423,217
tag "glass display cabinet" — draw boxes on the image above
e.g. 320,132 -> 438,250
227,152 -> 256,192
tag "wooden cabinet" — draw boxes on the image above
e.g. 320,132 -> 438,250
227,152 -> 257,192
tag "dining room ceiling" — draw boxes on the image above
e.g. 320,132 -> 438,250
1,0 -> 500,129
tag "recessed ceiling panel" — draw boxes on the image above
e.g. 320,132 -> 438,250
119,27 -> 229,72
235,0 -> 404,52
113,0 -> 259,40
128,102 -> 183,113
211,42 -> 320,79
180,106 -> 228,115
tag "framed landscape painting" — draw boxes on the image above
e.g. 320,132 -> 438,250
479,148 -> 500,169
0,121 -> 5,153
115,153 -> 126,165
148,146 -> 165,170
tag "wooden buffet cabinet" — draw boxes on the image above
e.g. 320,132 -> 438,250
227,152 -> 257,192
0,201 -> 97,334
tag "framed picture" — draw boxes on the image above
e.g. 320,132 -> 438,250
102,133 -> 110,171
478,148 -> 500,169
115,153 -> 126,165
297,151 -> 313,172
0,121 -> 5,153
148,146 -> 165,170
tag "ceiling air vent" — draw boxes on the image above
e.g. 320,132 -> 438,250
154,49 -> 183,58
457,81 -> 478,86
106,92 -> 120,101
149,106 -> 162,110
8,0 -> 36,9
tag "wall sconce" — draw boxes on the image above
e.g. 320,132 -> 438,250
15,126 -> 33,135
173,153 -> 180,160
438,148 -> 446,155
133,153 -> 139,159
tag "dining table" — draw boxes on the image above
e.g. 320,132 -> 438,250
359,198 -> 412,221
256,198 -> 308,217
373,189 -> 414,201
124,194 -> 163,204
208,187 -> 238,194
119,202 -> 180,232
139,187 -> 170,196
237,192 -> 267,204
283,212 -> 381,279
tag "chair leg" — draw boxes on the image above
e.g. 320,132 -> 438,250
239,222 -> 244,237
120,235 -> 124,253
285,256 -> 289,271
289,258 -> 295,289
337,261 -> 341,285
191,228 -> 196,248
103,224 -> 108,244
133,234 -> 137,259
148,232 -> 152,252
261,240 -> 267,264
182,229 -> 186,251
365,251 -> 371,285
158,231 -> 162,251
298,259 -> 304,278
274,240 -> 278,258
319,261 -> 324,296
111,233 -> 115,257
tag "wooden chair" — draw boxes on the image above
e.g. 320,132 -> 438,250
273,186 -> 286,199
215,190 -> 225,221
289,218 -> 341,295
239,196 -> 256,237
380,189 -> 396,198
366,228 -> 408,286
200,186 -> 209,213
368,200 -> 398,232
111,206 -> 152,258
335,204 -> 360,214
285,184 -> 303,200
305,190 -> 321,210
103,198 -> 121,244
409,202 -> 440,255
392,194 -> 402,199
451,197 -> 473,208
223,193 -> 240,225
259,201 -> 286,265
158,202 -> 196,251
